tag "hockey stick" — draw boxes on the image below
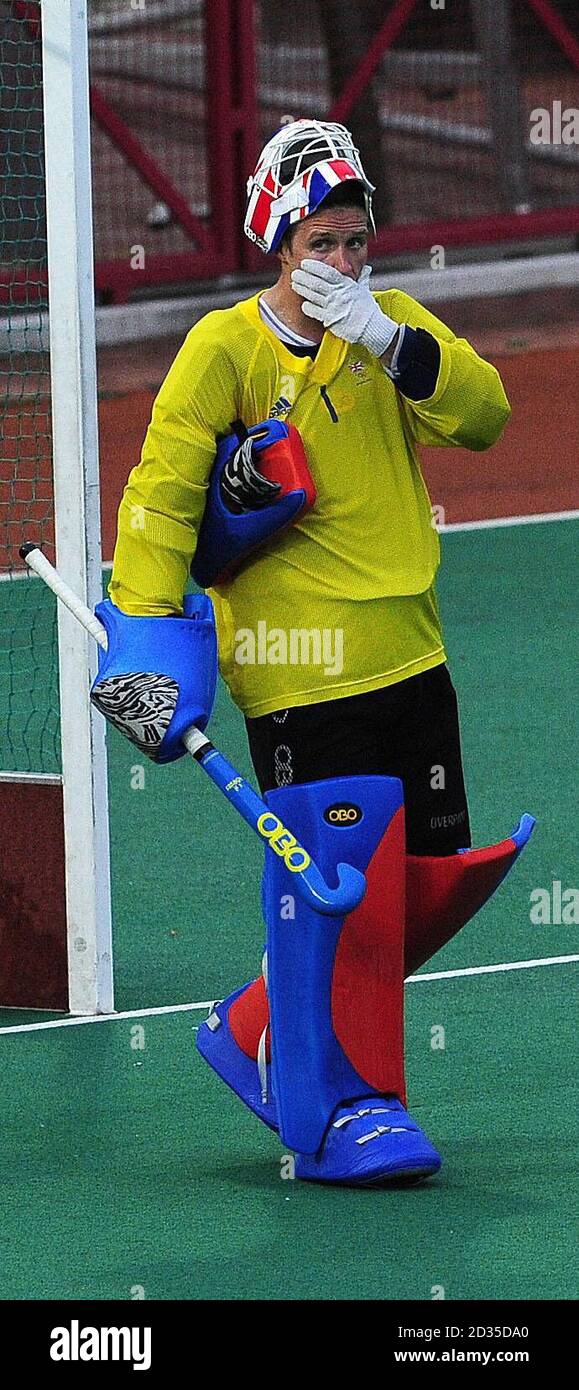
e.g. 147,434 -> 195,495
20,544 -> 366,916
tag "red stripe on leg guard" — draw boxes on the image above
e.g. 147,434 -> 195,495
228,976 -> 270,1060
332,805 -> 406,1101
224,837 -> 521,1070
405,839 -> 517,976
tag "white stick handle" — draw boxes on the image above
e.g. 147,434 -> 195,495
21,544 -> 108,649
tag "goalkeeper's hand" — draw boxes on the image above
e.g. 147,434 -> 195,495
220,435 -> 282,514
291,261 -> 400,357
90,595 -> 217,763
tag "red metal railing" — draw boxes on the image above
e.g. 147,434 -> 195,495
524,0 -> 579,67
2,0 -> 578,306
326,0 -> 578,258
328,0 -> 421,125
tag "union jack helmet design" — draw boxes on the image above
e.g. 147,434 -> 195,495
244,118 -> 375,254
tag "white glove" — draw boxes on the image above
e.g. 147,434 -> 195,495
291,260 -> 399,356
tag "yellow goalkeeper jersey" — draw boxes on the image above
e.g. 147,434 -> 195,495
109,288 -> 510,717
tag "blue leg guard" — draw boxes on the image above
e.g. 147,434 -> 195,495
197,776 -> 534,1184
198,771 -> 409,1164
264,775 -> 410,1159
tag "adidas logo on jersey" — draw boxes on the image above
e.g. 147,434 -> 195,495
270,395 -> 292,418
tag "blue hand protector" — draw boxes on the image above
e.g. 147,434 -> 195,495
90,593 -> 217,763
192,419 -> 316,589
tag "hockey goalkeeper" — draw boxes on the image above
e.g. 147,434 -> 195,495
95,119 -> 533,1185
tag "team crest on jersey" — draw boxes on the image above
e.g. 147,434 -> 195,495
270,394 -> 292,418
349,359 -> 370,383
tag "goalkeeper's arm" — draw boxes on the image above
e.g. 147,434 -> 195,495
97,324 -> 243,755
109,320 -> 242,617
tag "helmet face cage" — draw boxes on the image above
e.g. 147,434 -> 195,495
245,119 -> 375,253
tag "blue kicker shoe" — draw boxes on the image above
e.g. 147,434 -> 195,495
294,1098 -> 442,1186
197,1002 -> 440,1184
196,986 -> 279,1132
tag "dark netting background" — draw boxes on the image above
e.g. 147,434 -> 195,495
88,0 -> 209,270
0,0 -> 60,772
255,0 -> 578,231
3,4 -> 575,300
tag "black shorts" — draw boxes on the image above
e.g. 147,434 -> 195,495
245,664 -> 472,856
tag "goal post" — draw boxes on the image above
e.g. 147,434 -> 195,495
0,0 -> 113,1015
41,0 -> 113,1014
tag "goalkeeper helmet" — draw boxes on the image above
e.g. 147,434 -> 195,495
244,118 -> 375,254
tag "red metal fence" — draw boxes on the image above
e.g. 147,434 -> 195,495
1,0 -> 578,305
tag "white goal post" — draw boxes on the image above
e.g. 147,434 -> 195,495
41,0 -> 113,1014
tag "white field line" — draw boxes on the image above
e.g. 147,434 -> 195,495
3,508 -> 577,585
0,1000 -> 216,1036
405,953 -> 579,982
439,510 -> 579,532
0,954 -> 577,1037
